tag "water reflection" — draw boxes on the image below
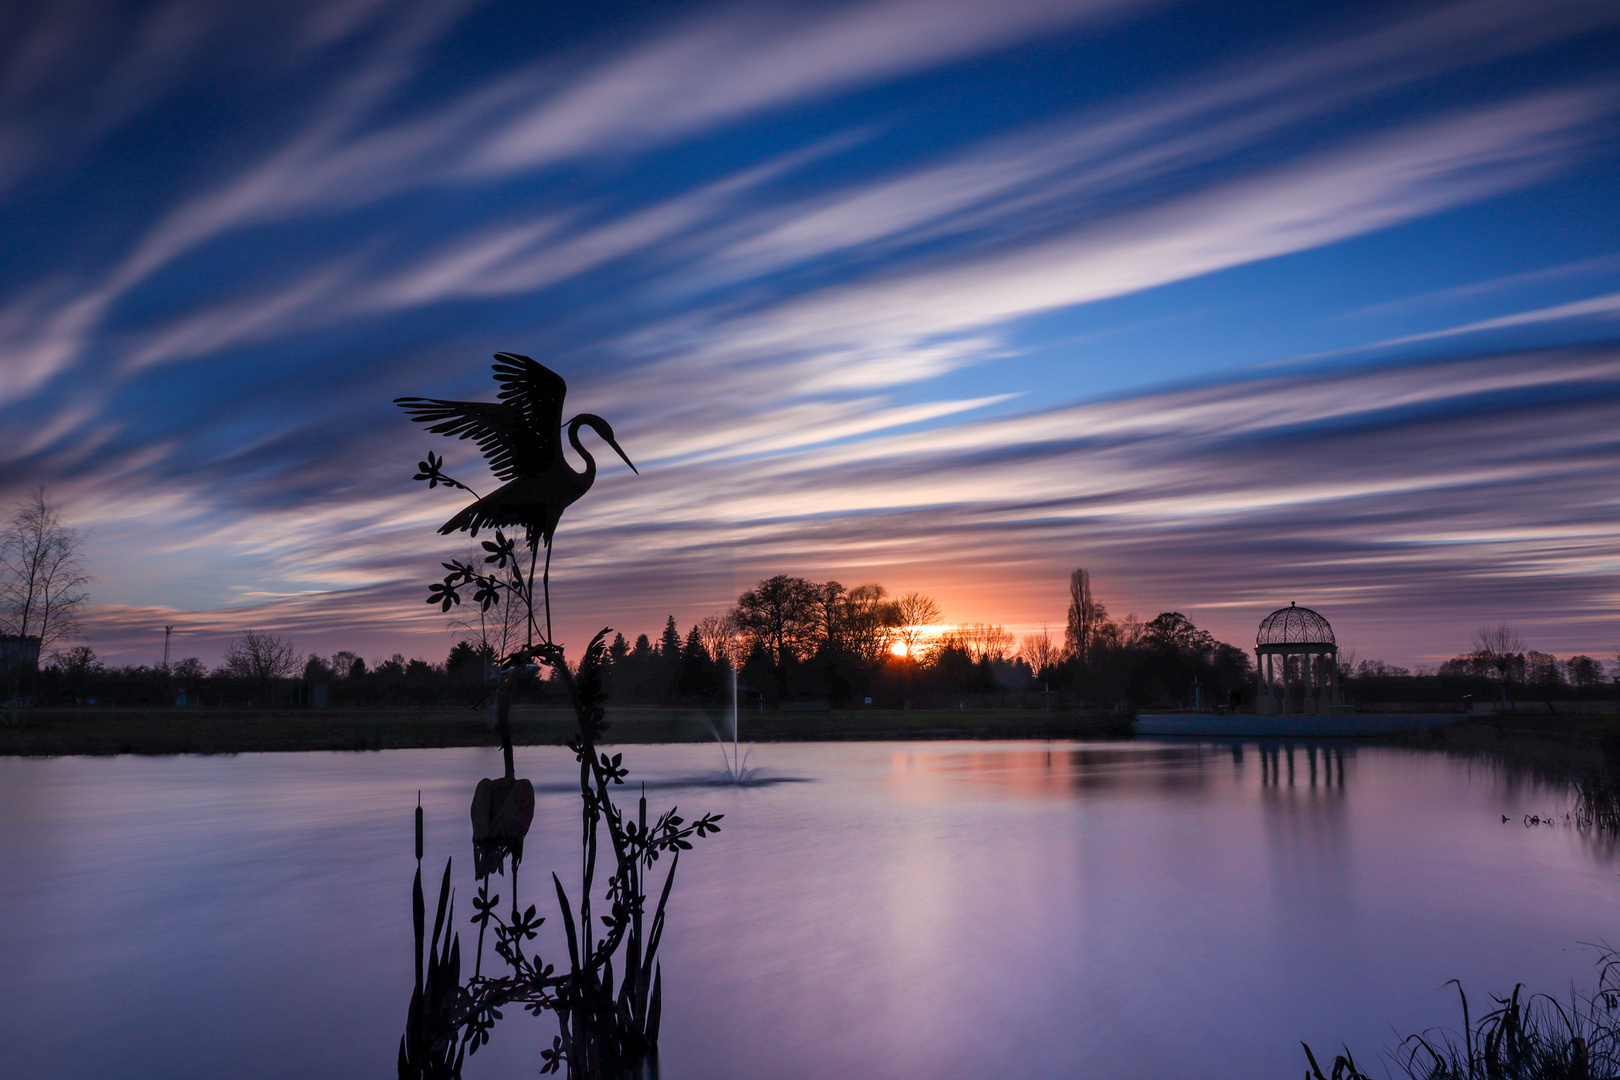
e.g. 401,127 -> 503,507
3,742 -> 1618,1080
1252,743 -> 1347,789
884,740 -> 1357,796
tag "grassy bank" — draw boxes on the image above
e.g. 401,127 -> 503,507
1387,711 -> 1620,769
0,706 -> 1131,756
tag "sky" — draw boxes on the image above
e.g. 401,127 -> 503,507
2,0 -> 1619,671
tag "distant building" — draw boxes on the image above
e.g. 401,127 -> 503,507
1,634 -> 42,676
1,634 -> 43,699
1254,604 -> 1344,715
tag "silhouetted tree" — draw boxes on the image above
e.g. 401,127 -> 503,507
676,626 -> 715,698
603,632 -> 630,697
2,488 -> 90,709
953,623 -> 1013,661
626,633 -> 655,699
1064,568 -> 1106,666
734,575 -> 819,667
1020,626 -> 1059,678
656,615 -> 682,698
1142,611 -> 1214,654
1567,655 -> 1605,690
0,488 -> 91,652
890,592 -> 941,661
812,581 -> 848,652
841,584 -> 899,665
220,629 -> 298,697
1526,650 -> 1563,689
1475,624 -> 1526,681
657,616 -> 681,659
695,612 -> 739,668
47,645 -> 100,700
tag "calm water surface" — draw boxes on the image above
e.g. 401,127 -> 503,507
1,739 -> 1613,1079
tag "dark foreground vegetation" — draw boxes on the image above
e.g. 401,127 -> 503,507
1306,718 -> 1620,1079
1306,969 -> 1620,1080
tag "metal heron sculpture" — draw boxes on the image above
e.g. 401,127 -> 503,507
396,353 -> 636,643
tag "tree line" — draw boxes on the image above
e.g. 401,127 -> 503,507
8,479 -> 1617,714
564,570 -> 1263,710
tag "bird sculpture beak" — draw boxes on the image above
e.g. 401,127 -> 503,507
606,434 -> 638,474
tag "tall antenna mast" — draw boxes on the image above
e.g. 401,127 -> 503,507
162,625 -> 173,670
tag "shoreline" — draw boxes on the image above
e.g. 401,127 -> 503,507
0,706 -> 1134,756
5,706 -> 1614,758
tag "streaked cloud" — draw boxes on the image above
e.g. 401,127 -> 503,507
1372,290 -> 1620,347
67,344 -> 1620,669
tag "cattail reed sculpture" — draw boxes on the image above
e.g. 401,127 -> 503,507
397,356 -> 721,1079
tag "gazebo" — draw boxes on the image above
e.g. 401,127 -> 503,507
1254,603 -> 1342,715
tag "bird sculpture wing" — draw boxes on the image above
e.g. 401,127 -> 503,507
492,353 -> 566,468
394,354 -> 567,479
393,397 -> 531,479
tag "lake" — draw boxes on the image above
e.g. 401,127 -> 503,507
1,739 -> 1612,1078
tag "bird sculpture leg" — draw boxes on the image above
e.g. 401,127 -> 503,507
524,539 -> 541,646
542,540 -> 553,645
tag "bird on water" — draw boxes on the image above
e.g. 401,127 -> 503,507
395,352 -> 637,641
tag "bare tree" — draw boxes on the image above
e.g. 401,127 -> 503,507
220,629 -> 299,695
1473,624 -> 1526,681
1,488 -> 91,651
955,623 -> 1014,662
1063,568 -> 1107,666
890,592 -> 942,661
1020,625 -> 1058,675
695,611 -> 741,667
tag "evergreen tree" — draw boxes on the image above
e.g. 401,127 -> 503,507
604,632 -> 630,695
627,634 -> 654,701
658,616 -> 682,659
677,626 -> 714,698
656,616 -> 683,700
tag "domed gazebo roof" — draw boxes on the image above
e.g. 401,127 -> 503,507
1256,603 -> 1335,648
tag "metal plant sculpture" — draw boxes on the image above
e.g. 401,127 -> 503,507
396,355 -> 719,1080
